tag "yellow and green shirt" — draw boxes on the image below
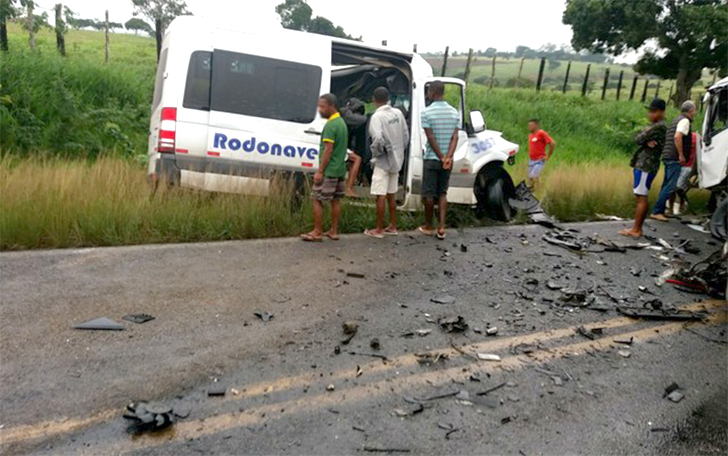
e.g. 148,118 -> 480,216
319,112 -> 348,178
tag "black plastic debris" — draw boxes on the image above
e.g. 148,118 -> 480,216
438,316 -> 468,333
617,306 -> 706,321
124,401 -> 175,433
254,311 -> 274,322
509,182 -> 561,228
460,244 -> 468,253
665,250 -> 727,299
208,384 -> 226,396
663,383 -> 685,403
370,338 -> 381,350
431,295 -> 457,305
342,321 -> 359,345
73,317 -> 124,331
122,314 -> 154,324
346,272 -> 366,279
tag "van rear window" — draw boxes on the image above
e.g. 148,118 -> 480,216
183,51 -> 212,110
210,50 -> 322,123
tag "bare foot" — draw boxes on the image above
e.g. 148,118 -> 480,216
619,229 -> 642,238
300,231 -> 323,242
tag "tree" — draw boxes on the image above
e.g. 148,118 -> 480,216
563,0 -> 728,104
275,0 -> 357,39
131,0 -> 190,60
125,17 -> 153,35
0,0 -> 20,51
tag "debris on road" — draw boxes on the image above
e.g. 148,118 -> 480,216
392,403 -> 425,417
613,336 -> 634,345
439,316 -> 468,333
486,326 -> 498,336
509,182 -> 561,228
349,351 -> 389,362
477,353 -> 501,362
431,295 -> 457,305
664,250 -> 727,298
73,317 -> 124,331
363,446 -> 410,453
595,213 -> 626,221
208,384 -> 226,396
618,350 -> 631,358
346,272 -> 366,279
254,311 -> 274,322
342,321 -> 359,344
370,338 -> 381,350
124,401 -> 175,433
415,352 -> 449,365
617,306 -> 706,321
122,314 -> 155,324
327,383 -> 335,391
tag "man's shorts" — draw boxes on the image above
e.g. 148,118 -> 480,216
371,166 -> 399,196
676,166 -> 692,191
312,177 -> 345,201
633,169 -> 656,196
528,159 -> 546,179
422,160 -> 451,199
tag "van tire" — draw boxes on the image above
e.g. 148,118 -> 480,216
710,196 -> 727,241
474,166 -> 515,221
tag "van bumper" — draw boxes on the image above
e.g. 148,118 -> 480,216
152,153 -> 182,186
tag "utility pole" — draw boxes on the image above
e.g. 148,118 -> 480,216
104,10 -> 109,64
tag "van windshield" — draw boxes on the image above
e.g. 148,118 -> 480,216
209,50 -> 322,124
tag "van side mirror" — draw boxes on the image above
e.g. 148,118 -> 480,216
469,110 -> 486,134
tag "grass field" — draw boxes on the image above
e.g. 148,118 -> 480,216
0,23 -> 711,250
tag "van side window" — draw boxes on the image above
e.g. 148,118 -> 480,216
183,51 -> 212,110
152,48 -> 169,110
210,49 -> 322,124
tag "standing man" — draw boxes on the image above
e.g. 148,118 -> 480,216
418,81 -> 460,240
364,87 -> 409,239
650,100 -> 696,222
619,98 -> 667,237
526,118 -> 556,188
300,94 -> 348,242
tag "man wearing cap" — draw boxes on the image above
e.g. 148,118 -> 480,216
620,98 -> 667,237
650,100 -> 696,222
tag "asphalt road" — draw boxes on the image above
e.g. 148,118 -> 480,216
1,220 -> 726,456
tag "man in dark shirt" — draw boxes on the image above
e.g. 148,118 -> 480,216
620,98 -> 666,237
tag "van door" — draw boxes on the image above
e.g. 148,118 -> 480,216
206,29 -> 331,176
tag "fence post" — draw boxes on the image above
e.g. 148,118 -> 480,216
412,44 -> 417,53
581,64 -> 591,97
441,46 -> 449,77
562,61 -> 571,93
55,4 -> 66,56
515,57 -> 525,89
641,78 -> 649,103
629,75 -> 638,101
104,10 -> 110,64
536,57 -> 545,92
26,1 -> 36,50
601,68 -> 610,100
654,80 -> 660,99
489,52 -> 496,90
667,84 -> 673,103
616,70 -> 624,100
463,48 -> 474,83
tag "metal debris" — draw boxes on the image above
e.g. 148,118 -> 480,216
617,306 -> 706,321
415,352 -> 449,365
254,311 -> 274,322
477,353 -> 501,362
122,314 -> 155,324
431,295 -> 457,305
73,317 -> 124,331
124,401 -> 175,433
438,316 -> 468,333
346,272 -> 366,279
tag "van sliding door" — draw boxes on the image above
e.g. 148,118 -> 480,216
207,29 -> 331,174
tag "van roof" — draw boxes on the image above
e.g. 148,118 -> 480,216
708,76 -> 728,91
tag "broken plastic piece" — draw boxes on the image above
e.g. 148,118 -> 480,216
122,314 -> 155,324
208,384 -> 226,396
254,311 -> 274,322
477,353 -> 501,362
73,317 -> 124,331
346,272 -> 366,279
431,295 -> 456,305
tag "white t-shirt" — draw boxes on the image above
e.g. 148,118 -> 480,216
676,118 -> 690,135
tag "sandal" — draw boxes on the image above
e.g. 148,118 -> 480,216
383,229 -> 399,236
364,229 -> 384,239
418,226 -> 434,236
324,231 -> 340,241
300,233 -> 323,242
436,229 -> 446,240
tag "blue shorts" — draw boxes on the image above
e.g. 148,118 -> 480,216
528,159 -> 546,179
633,169 -> 656,196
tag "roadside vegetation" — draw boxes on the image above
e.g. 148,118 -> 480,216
0,24 -> 710,250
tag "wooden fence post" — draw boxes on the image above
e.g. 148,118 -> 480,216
489,52 -> 496,90
515,57 -> 525,89
581,64 -> 591,97
562,61 -> 571,93
441,46 -> 449,77
629,75 -> 638,101
616,70 -> 624,100
26,1 -> 36,50
641,78 -> 649,103
55,4 -> 66,56
667,84 -> 673,104
654,80 -> 660,99
104,10 -> 109,64
601,68 -> 610,100
536,57 -> 545,92
463,48 -> 474,83
412,44 -> 417,53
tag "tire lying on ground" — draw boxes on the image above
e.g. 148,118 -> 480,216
474,166 -> 515,222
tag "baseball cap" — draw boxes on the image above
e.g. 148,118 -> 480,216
647,98 -> 666,111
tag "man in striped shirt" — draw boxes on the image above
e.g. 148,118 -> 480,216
419,81 -> 460,240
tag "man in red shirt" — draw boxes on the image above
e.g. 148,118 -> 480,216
527,118 -> 556,188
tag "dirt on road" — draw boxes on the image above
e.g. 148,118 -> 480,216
0,220 -> 726,455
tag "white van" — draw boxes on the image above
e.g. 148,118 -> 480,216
148,16 -> 520,219
699,76 -> 728,239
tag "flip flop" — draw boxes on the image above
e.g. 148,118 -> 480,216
324,231 -> 340,241
300,233 -> 323,242
418,226 -> 434,236
618,229 -> 641,238
436,229 -> 446,240
383,229 -> 399,236
364,229 -> 384,239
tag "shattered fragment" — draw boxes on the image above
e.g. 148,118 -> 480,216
254,311 -> 274,322
346,272 -> 366,279
370,338 -> 381,350
486,327 -> 498,336
618,350 -> 631,358
73,317 -> 124,331
477,353 -> 501,362
617,306 -> 706,321
208,384 -> 226,396
124,401 -> 176,433
122,314 -> 155,324
438,316 -> 468,333
431,295 -> 457,305
667,390 -> 684,403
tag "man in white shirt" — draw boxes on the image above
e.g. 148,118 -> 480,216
364,87 -> 409,238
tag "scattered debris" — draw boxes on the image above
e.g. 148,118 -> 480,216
546,280 -> 565,290
392,403 -> 424,417
486,327 -> 498,336
254,311 -> 274,322
617,306 -> 706,321
73,317 -> 124,331
370,338 -> 381,350
363,447 -> 410,453
460,244 -> 468,253
613,336 -> 634,345
687,224 -> 710,234
477,382 -> 507,396
439,316 -> 468,333
349,351 -> 389,362
477,353 -> 501,362
208,384 -> 226,396
551,376 -> 564,386
341,321 -> 359,344
595,213 -> 626,221
122,314 -> 155,324
124,401 -> 175,432
509,182 -> 561,228
327,384 -> 335,391
431,295 -> 457,305
618,350 -> 631,358
415,352 -> 448,365
356,365 -> 363,378
346,272 -> 366,279
665,250 -> 727,298
667,390 -> 684,403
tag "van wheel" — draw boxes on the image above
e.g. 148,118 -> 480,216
710,196 -> 727,241
475,167 -> 515,221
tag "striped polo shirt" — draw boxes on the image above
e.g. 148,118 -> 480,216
421,100 -> 460,161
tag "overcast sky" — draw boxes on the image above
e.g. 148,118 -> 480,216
33,0 -> 580,54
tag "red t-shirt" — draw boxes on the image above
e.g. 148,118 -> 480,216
528,129 -> 553,160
